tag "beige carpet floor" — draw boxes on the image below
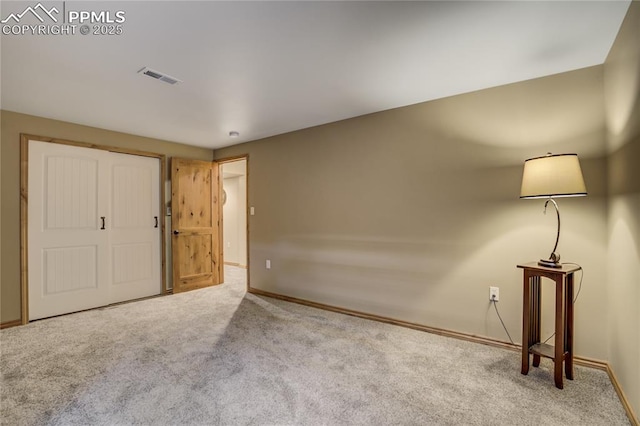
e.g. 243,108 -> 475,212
0,266 -> 630,425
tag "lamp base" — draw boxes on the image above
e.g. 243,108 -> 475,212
538,259 -> 562,268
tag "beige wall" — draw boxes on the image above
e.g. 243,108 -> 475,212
604,1 -> 640,418
0,110 -> 213,323
216,66 -> 611,361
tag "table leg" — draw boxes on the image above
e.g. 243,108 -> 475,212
554,276 -> 564,389
566,273 -> 574,380
521,271 -> 531,375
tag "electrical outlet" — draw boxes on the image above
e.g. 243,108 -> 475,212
489,286 -> 499,302
266,259 -> 271,269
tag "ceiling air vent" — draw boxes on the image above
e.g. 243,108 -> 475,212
138,67 -> 182,85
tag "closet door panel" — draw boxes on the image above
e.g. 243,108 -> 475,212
109,153 -> 161,304
28,141 -> 110,320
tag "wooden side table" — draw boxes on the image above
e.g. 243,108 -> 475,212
518,262 -> 581,389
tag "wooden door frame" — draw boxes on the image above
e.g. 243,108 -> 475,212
216,154 -> 250,289
20,134 -> 167,325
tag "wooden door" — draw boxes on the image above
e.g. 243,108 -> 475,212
109,152 -> 162,304
171,158 -> 222,293
28,140 -> 110,320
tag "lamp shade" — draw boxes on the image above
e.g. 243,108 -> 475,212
520,153 -> 587,199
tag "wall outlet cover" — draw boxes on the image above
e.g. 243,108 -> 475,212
490,286 -> 499,301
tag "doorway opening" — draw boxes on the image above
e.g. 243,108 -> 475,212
220,158 -> 248,274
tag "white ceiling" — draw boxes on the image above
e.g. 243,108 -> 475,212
0,1 -> 631,149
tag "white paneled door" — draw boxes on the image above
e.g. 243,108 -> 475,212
110,153 -> 161,304
28,140 -> 161,320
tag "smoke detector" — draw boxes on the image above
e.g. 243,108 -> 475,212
138,67 -> 182,85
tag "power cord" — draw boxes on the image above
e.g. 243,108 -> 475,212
541,263 -> 584,344
491,295 -> 515,345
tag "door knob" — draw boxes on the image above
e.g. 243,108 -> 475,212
173,230 -> 179,235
